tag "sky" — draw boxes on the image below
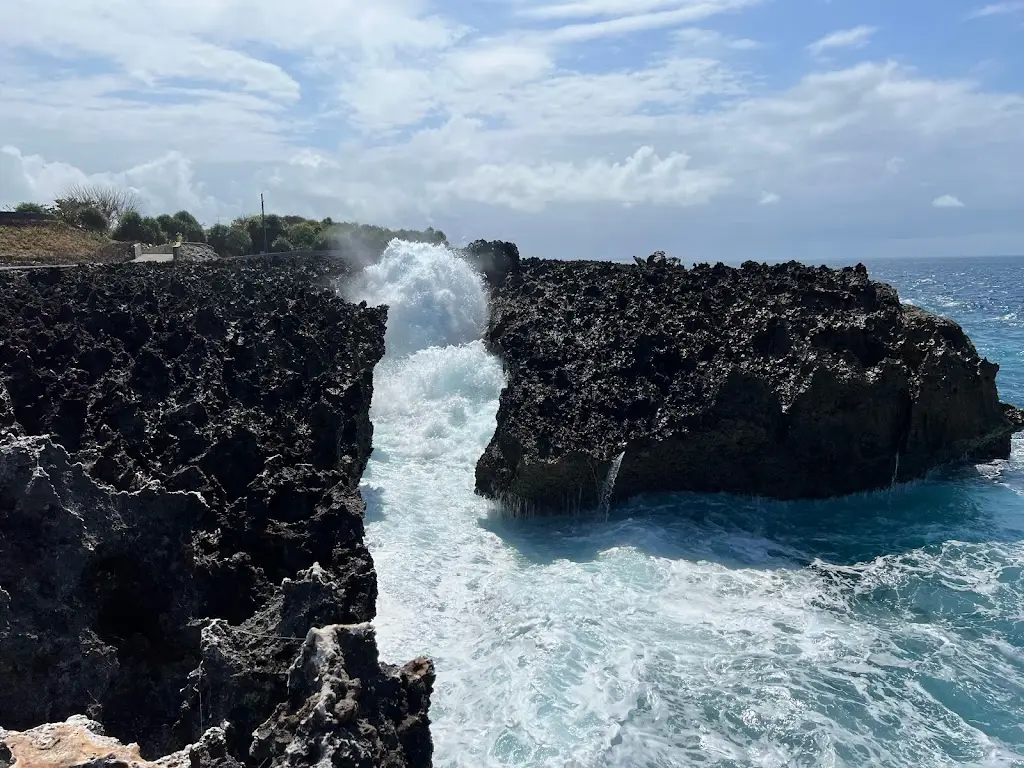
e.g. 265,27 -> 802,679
0,0 -> 1022,261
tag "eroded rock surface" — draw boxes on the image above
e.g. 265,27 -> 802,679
0,255 -> 434,766
458,241 -> 520,290
477,257 -> 1023,510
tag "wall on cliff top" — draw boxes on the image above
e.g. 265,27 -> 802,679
0,255 -> 434,767
476,257 -> 1022,512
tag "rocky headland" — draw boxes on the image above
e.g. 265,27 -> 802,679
476,254 -> 1024,512
0,255 -> 433,767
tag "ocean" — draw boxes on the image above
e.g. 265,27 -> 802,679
349,247 -> 1024,768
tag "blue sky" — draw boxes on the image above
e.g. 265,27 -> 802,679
1,0 -> 1022,260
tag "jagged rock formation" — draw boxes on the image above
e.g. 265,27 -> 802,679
458,241 -> 521,290
0,255 -> 434,766
476,257 -> 1023,511
1,715 -> 241,768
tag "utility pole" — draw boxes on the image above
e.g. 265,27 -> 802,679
261,193 -> 268,254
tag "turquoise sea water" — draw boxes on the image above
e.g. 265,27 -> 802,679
352,248 -> 1024,768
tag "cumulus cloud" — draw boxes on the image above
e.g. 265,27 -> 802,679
0,146 -> 226,221
431,146 -> 732,212
932,194 -> 965,208
807,26 -> 877,57
968,1 -> 1024,17
759,192 -> 781,205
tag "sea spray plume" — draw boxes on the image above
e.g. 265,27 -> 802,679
329,224 -> 448,273
346,240 -> 489,357
331,226 -> 387,272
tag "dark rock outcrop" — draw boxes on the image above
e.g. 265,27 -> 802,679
0,255 -> 434,766
458,240 -> 520,290
477,257 -> 1023,511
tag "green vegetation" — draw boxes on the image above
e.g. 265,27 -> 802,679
77,206 -> 109,233
10,189 -> 448,258
14,202 -> 49,214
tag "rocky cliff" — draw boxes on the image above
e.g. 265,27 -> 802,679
0,255 -> 433,767
476,256 -> 1023,511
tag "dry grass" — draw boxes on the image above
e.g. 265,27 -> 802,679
0,224 -> 133,266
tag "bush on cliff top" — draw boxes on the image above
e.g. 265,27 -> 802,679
77,206 -> 109,234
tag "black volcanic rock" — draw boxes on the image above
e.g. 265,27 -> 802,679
0,255 -> 434,766
458,240 -> 520,290
476,257 -> 1022,511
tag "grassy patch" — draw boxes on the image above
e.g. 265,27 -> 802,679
0,224 -> 132,266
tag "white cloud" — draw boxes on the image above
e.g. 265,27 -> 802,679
0,146 -> 225,220
932,194 -> 965,208
673,27 -> 760,52
807,26 -> 877,57
759,191 -> 781,205
968,1 -> 1024,17
430,146 -> 732,211
884,156 -> 905,174
520,0 -> 758,20
543,5 -> 757,43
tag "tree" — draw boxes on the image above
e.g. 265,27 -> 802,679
141,217 -> 167,245
172,210 -> 205,243
208,223 -> 252,256
225,226 -> 252,256
78,206 -> 109,233
286,221 -> 323,251
112,211 -> 147,242
244,214 -> 286,253
156,214 -> 177,241
269,236 -> 293,253
112,211 -> 164,244
206,223 -> 231,255
52,197 -> 90,227
60,183 -> 139,227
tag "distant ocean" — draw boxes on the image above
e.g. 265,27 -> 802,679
354,247 -> 1024,768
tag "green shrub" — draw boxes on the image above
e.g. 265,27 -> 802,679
244,214 -> 287,253
156,214 -> 177,241
172,210 -> 206,243
141,217 -> 167,245
78,206 -> 109,233
269,236 -> 293,253
60,183 -> 139,227
226,226 -> 253,256
14,202 -> 50,214
112,211 -> 147,242
286,221 -> 323,251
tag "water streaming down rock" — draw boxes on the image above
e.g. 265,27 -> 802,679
348,244 -> 1024,768
598,451 -> 626,519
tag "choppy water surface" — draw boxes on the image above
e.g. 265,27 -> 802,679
350,248 -> 1024,768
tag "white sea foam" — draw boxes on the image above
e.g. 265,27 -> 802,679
348,242 -> 1024,767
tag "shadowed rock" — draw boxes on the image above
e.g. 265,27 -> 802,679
0,255 -> 433,766
458,241 -> 520,290
476,257 -> 1023,512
